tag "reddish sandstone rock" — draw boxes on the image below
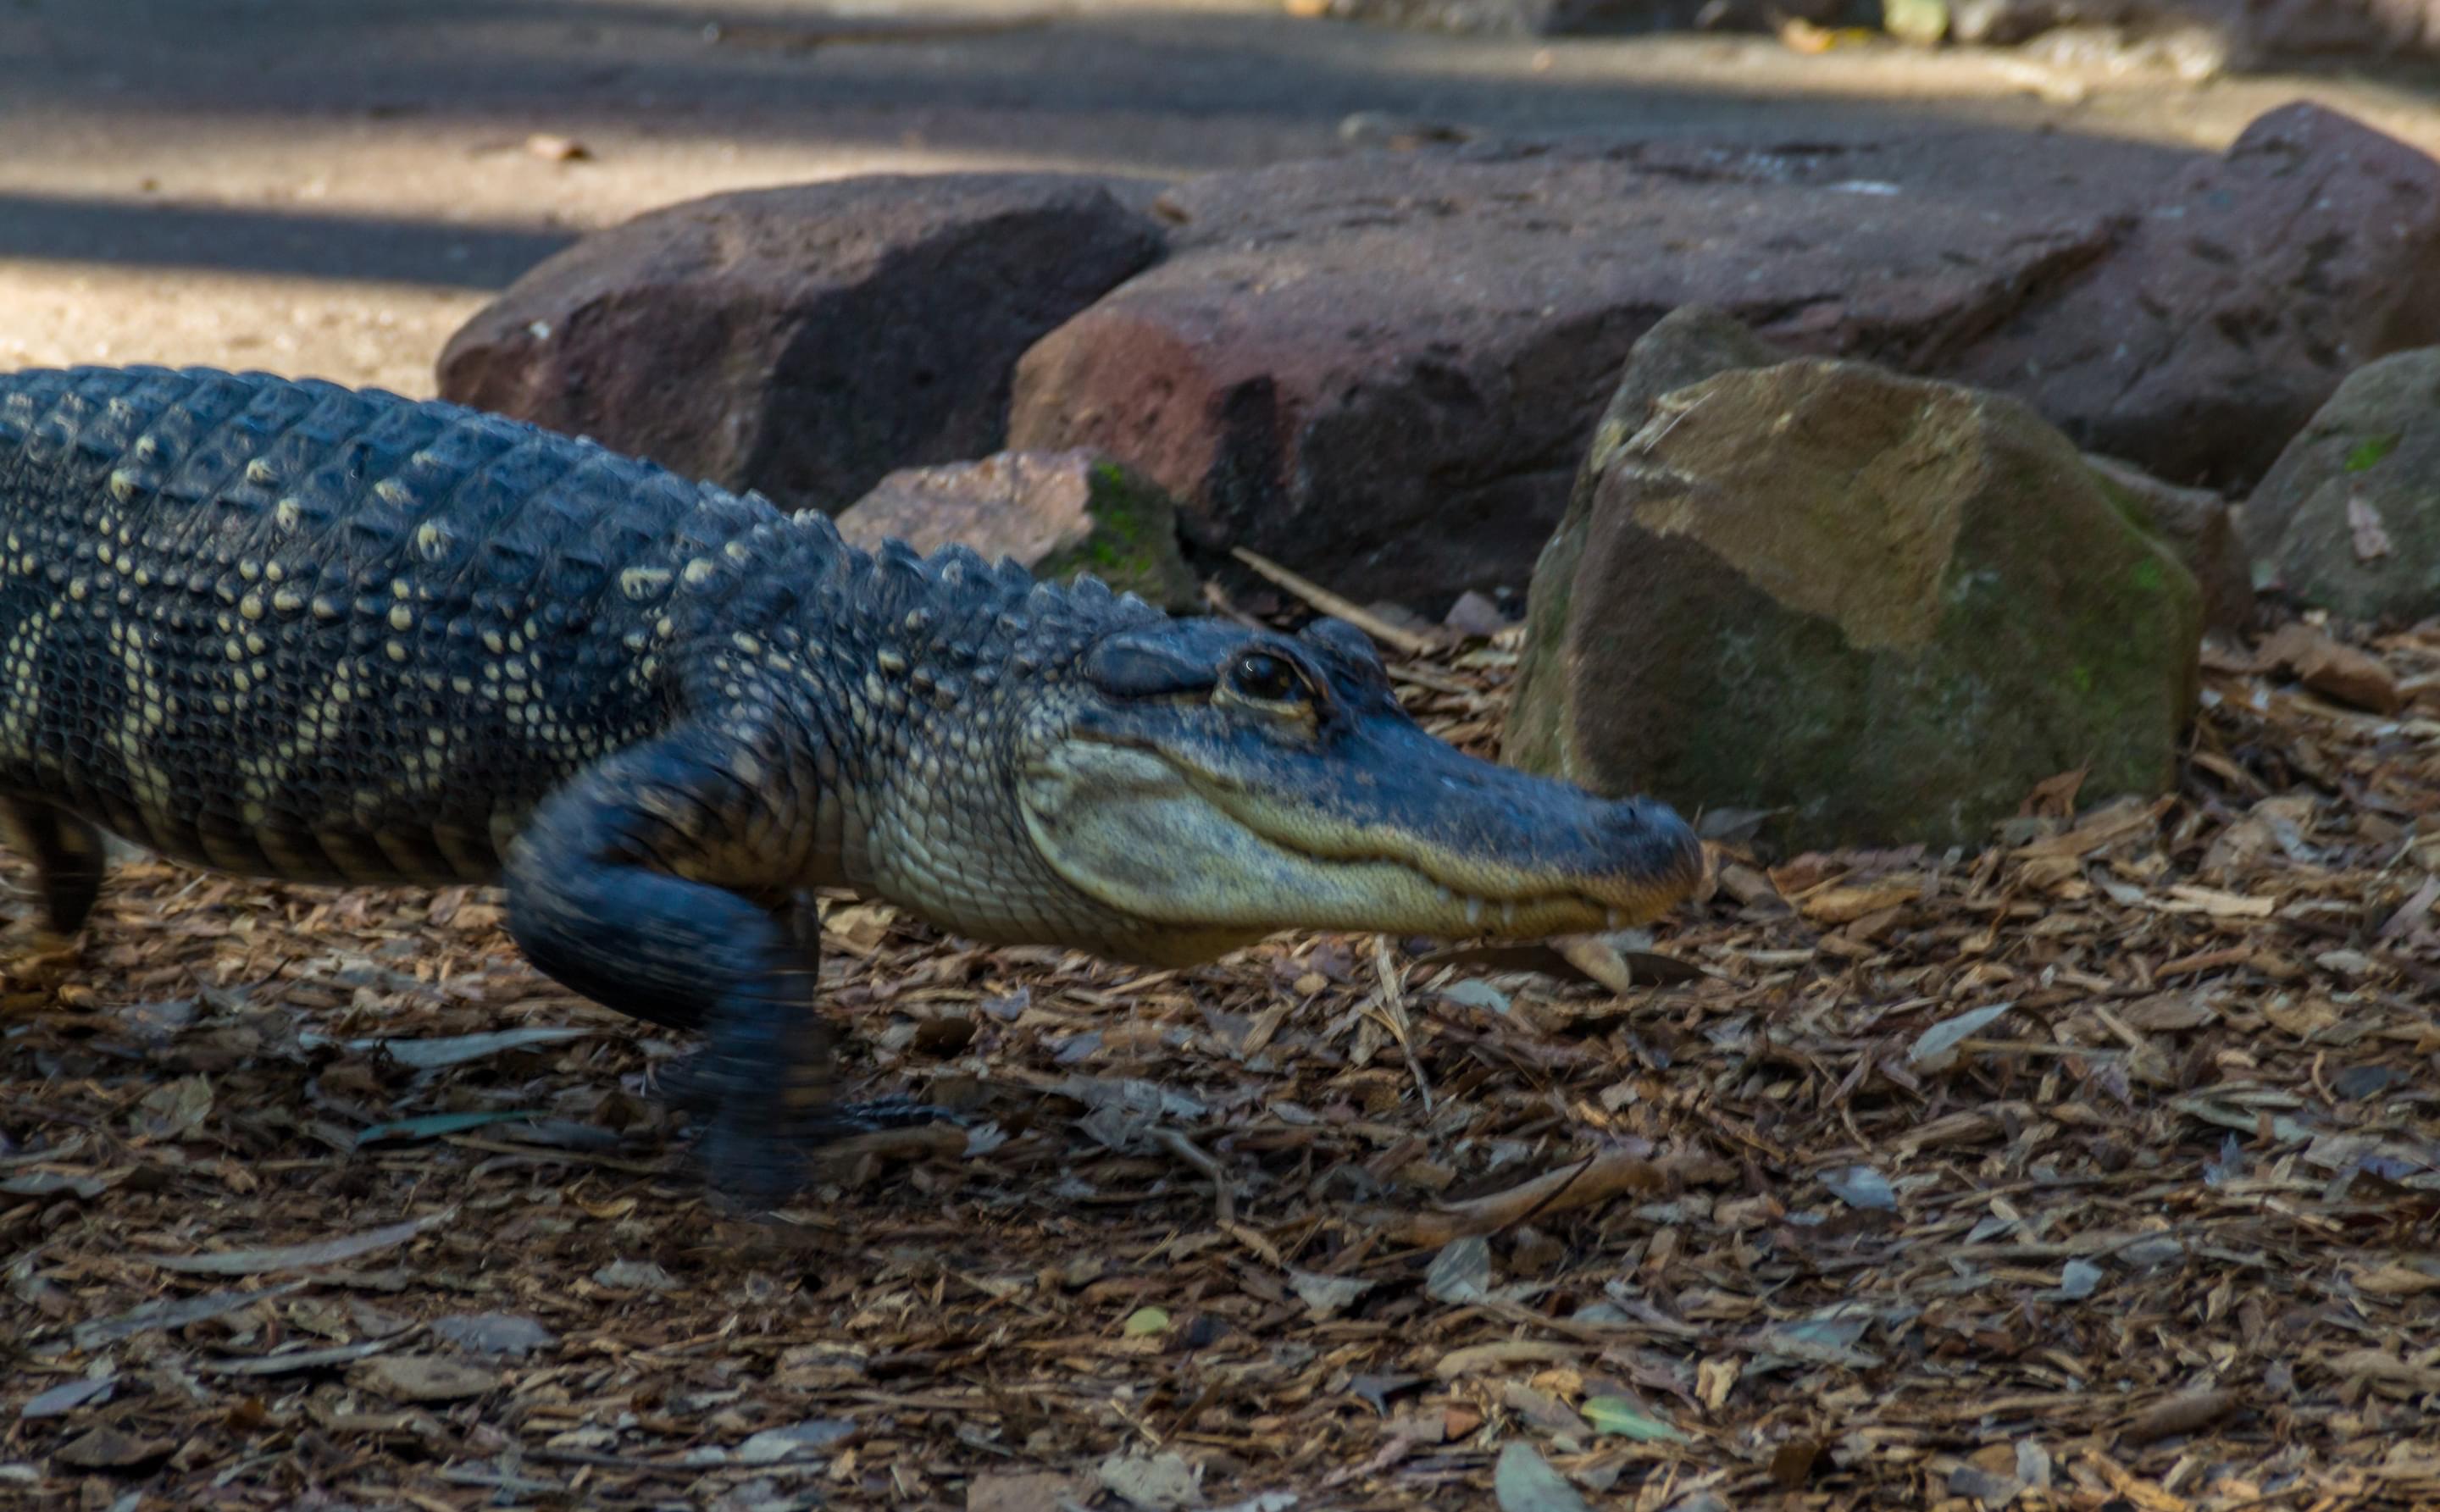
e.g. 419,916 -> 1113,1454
1011,106 -> 2440,609
1009,138 -> 2128,609
836,451 -> 1200,612
1942,102 -> 2440,490
437,174 -> 1163,512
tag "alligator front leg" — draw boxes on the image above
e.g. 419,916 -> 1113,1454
0,797 -> 106,936
501,729 -> 844,1203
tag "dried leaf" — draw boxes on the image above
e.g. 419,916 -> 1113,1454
2260,623 -> 2401,713
1494,1442 -> 1593,1512
1819,1165 -> 1896,1210
1436,1341 -> 1580,1379
350,1354 -> 498,1403
736,1417 -> 856,1465
130,1074 -> 213,1142
2055,1260 -> 2104,1300
1438,979 -> 1511,1015
355,1110 -> 542,1145
208,1341 -> 394,1376
592,1260 -> 679,1293
1770,1438 -> 1820,1487
141,1209 -> 454,1276
19,1374 -> 114,1419
341,1025 -> 592,1070
1289,1269 -> 1376,1320
71,1281 -> 308,1349
53,1427 -> 172,1470
1583,1396 -> 1688,1442
1122,1306 -> 1170,1337
968,1473 -> 1081,1512
1910,1004 -> 2014,1071
1424,1236 -> 1494,1304
1391,1151 -> 1666,1247
2354,1261 -> 2440,1296
2123,1387 -> 2239,1443
429,1312 -> 557,1358
1795,878 -> 1922,924
2159,883 -> 2276,918
2329,1349 -> 2440,1391
1096,1450 -> 1202,1511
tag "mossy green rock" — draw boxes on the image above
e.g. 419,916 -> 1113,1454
2082,453 -> 2255,634
837,449 -> 1200,612
1508,357 -> 2203,853
2241,348 -> 2440,623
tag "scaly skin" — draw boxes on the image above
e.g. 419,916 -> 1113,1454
0,365 -> 1705,1200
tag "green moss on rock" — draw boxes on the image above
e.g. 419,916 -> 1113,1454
835,449 -> 1201,612
1035,460 -> 1201,611
2246,348 -> 2440,623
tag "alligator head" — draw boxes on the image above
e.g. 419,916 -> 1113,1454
965,612 -> 1706,967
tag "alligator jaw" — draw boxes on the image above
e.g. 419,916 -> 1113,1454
1018,739 -> 1704,954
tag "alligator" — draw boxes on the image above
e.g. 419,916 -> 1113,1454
0,364 -> 1706,1199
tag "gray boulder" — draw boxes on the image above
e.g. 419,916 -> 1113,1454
2242,348 -> 2440,623
1539,307 -> 2252,644
1507,357 -> 2202,853
2083,454 -> 2256,634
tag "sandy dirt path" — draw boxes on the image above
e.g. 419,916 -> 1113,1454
3,0 -> 2437,395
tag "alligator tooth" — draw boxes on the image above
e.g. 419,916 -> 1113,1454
1500,900 -> 1518,928
1605,909 -> 1625,929
1464,897 -> 1484,928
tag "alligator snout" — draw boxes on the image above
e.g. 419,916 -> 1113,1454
1585,793 -> 1708,916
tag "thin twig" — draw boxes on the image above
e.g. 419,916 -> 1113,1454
1152,1127 -> 1236,1227
1228,546 -> 1445,659
1370,937 -> 1433,1116
1388,1149 -> 1668,1247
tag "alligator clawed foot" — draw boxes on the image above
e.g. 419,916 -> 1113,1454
693,1097 -> 974,1206
660,1050 -> 973,1205
787,1094 -> 973,1142
694,1105 -> 816,1210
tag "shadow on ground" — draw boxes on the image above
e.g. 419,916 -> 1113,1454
0,0 -> 2227,292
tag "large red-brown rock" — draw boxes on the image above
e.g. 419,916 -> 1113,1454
1007,136 -> 2135,609
1009,106 -> 2440,610
836,450 -> 1201,612
437,174 -> 1164,512
1943,102 -> 2440,490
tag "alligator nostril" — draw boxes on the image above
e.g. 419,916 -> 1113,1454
1607,795 -> 1693,852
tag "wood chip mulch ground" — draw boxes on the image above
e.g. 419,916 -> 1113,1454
3,606 -> 2437,1512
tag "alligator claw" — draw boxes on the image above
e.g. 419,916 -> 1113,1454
789,1094 -> 973,1141
659,1050 -> 969,1202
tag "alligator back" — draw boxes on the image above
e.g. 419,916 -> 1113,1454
0,365 -> 782,885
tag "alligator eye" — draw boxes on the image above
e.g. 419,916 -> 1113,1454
1228,651 -> 1306,705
